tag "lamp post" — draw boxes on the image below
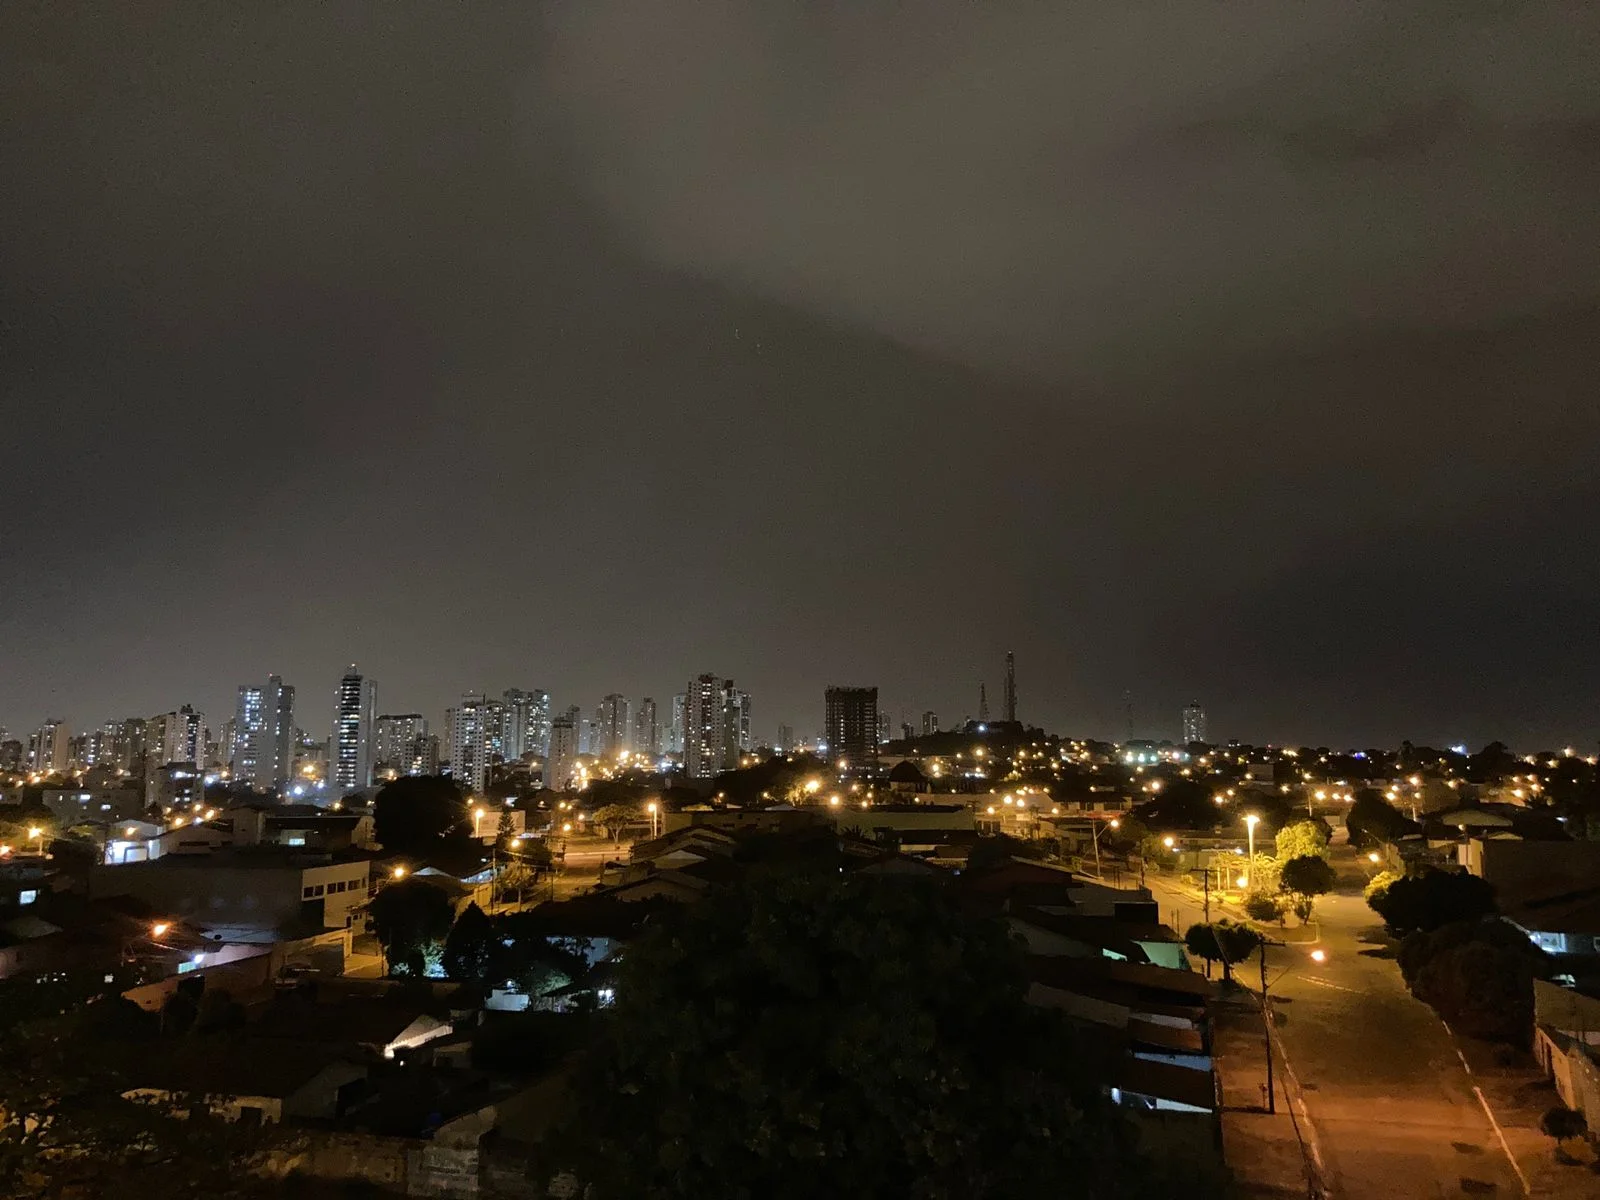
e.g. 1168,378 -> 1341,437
1244,814 -> 1260,890
1256,942 -> 1328,1115
27,826 -> 44,855
646,800 -> 660,839
1090,816 -> 1120,877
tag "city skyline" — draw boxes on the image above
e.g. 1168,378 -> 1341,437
5,6 -> 1600,756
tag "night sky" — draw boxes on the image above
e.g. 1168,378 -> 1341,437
4,4 -> 1599,749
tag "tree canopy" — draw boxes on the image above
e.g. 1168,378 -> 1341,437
369,879 -> 456,977
591,802 -> 641,841
1274,820 -> 1330,863
1397,918 -> 1545,1043
1184,920 -> 1262,982
1367,867 -> 1497,934
441,901 -> 494,984
539,873 -> 1213,1199
1279,855 -> 1336,898
373,775 -> 465,855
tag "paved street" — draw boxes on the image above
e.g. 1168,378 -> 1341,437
1144,863 -> 1530,1198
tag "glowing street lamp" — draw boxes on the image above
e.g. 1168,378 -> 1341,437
1244,814 -> 1260,890
150,922 -> 170,937
391,865 -> 407,880
646,800 -> 660,839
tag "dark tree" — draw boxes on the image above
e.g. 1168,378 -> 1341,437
1346,790 -> 1420,848
1368,867 -> 1496,934
368,879 -> 456,977
441,902 -> 494,984
1279,855 -> 1337,898
1398,918 -> 1545,1043
1184,920 -> 1263,982
539,873 -> 1213,1199
372,775 -> 465,855
966,832 -> 1048,870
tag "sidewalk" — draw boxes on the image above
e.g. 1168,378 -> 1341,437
1214,989 -> 1326,1198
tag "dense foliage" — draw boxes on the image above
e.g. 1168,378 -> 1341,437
1397,918 -> 1545,1043
541,873 -> 1217,1199
368,878 -> 456,976
1367,867 -> 1496,934
1184,920 -> 1263,982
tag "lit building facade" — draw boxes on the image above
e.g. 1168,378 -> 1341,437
232,675 -> 295,788
330,666 -> 376,792
1182,702 -> 1208,745
546,715 -> 579,791
503,689 -> 551,760
374,714 -> 428,776
684,674 -> 728,779
597,694 -> 631,759
824,686 -> 879,771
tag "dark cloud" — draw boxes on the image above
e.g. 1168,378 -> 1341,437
1,3 -> 1597,748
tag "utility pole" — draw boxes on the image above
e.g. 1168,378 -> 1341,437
1260,940 -> 1275,1115
1203,866 -> 1211,923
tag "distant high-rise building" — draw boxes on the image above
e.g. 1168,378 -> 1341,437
28,720 -> 70,774
118,717 -> 148,773
374,714 -> 429,775
684,674 -> 728,778
503,689 -> 551,760
232,674 -> 295,787
1182,702 -> 1208,746
634,698 -> 659,757
0,739 -> 22,772
597,694 -> 631,759
668,694 -> 686,755
84,720 -> 122,769
330,666 -> 376,792
721,682 -> 751,765
824,687 -> 879,771
546,715 -> 579,791
776,723 -> 795,752
1003,650 -> 1017,723
409,733 -> 441,776
451,694 -> 506,793
157,706 -> 205,768
977,683 -> 989,723
921,711 -> 940,736
877,712 -> 892,745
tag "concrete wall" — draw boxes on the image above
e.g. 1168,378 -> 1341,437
1534,980 -> 1600,1046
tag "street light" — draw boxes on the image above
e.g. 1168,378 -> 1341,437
646,800 -> 660,839
27,826 -> 43,854
1089,816 -> 1120,877
391,866 -> 407,880
1243,814 -> 1260,890
150,922 -> 170,937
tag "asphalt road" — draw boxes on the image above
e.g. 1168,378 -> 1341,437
1146,863 -> 1526,1198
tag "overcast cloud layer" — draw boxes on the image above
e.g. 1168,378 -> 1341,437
2,3 -> 1598,749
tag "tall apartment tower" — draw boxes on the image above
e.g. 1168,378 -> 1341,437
824,686 -> 879,771
503,689 -> 551,760
634,698 -> 660,757
232,674 -> 295,788
668,694 -> 686,755
546,715 -> 578,791
330,665 -> 376,792
158,705 -> 206,767
1003,651 -> 1017,723
1182,702 -> 1208,746
722,682 -> 751,765
597,694 -> 631,759
684,674 -> 728,779
921,711 -> 940,736
374,714 -> 428,775
451,693 -> 507,793
27,719 -> 71,774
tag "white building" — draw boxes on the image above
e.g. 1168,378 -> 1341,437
27,719 -> 71,774
1182,702 -> 1207,745
503,688 -> 551,760
450,694 -> 506,793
